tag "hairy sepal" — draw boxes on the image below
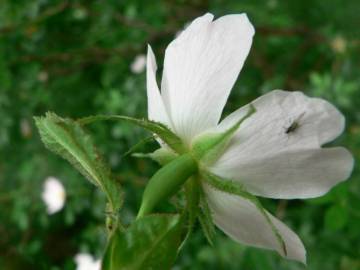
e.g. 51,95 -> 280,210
34,112 -> 123,215
122,136 -> 154,158
202,171 -> 287,256
198,185 -> 216,245
192,104 -> 255,164
77,115 -> 187,154
180,176 -> 201,249
132,147 -> 178,165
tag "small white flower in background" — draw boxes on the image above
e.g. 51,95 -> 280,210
267,0 -> 278,9
42,176 -> 66,215
331,35 -> 347,54
130,54 -> 146,74
73,7 -> 88,20
146,13 -> 354,263
37,71 -> 49,82
74,253 -> 101,270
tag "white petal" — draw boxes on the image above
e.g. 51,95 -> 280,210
216,90 -> 345,150
161,13 -> 254,144
215,147 -> 353,198
75,253 -> 101,270
41,176 -> 66,214
204,184 -> 306,263
209,90 -> 353,198
146,45 -> 172,128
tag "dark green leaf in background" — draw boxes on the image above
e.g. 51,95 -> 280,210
102,214 -> 182,270
324,204 -> 349,231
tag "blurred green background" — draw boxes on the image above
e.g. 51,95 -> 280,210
0,0 -> 359,269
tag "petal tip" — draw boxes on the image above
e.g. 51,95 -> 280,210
203,12 -> 215,20
215,13 -> 255,36
146,45 -> 157,71
281,232 -> 307,265
291,244 -> 307,265
239,13 -> 255,35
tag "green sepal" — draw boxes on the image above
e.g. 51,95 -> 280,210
122,136 -> 154,158
202,171 -> 287,256
77,115 -> 187,154
102,214 -> 182,270
132,147 -> 178,165
180,176 -> 201,249
34,112 -> 123,214
192,104 -> 255,164
137,153 -> 198,218
198,185 -> 216,246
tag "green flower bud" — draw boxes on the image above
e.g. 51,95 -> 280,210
137,153 -> 198,218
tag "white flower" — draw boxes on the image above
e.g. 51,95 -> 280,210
74,253 -> 101,270
42,176 -> 66,214
37,71 -> 49,82
146,13 -> 354,263
130,54 -> 146,74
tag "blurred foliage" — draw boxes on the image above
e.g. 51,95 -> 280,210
0,0 -> 359,269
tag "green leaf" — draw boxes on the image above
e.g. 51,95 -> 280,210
77,115 -> 187,154
102,214 -> 182,270
202,171 -> 287,256
34,112 -> 123,213
192,104 -> 255,164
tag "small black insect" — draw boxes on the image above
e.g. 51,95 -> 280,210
285,112 -> 305,134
